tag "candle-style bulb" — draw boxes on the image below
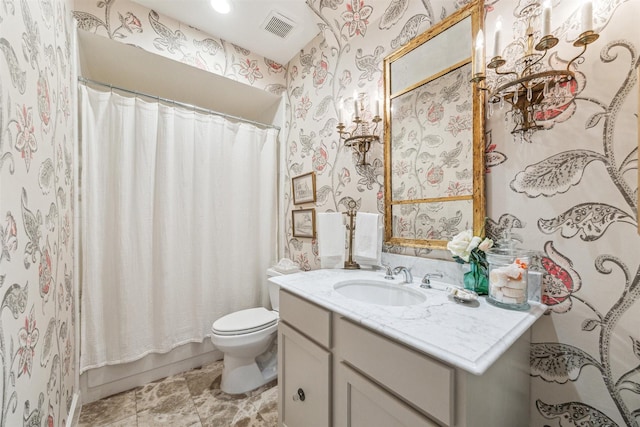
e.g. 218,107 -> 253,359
476,29 -> 484,49
353,91 -> 359,118
581,0 -> 593,32
493,16 -> 502,58
542,1 -> 551,36
474,29 -> 484,75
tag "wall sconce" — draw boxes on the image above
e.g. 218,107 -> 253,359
472,1 -> 599,142
336,93 -> 381,165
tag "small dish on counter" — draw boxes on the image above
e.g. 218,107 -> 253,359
447,286 -> 478,304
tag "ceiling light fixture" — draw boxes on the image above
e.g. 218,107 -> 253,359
210,0 -> 231,14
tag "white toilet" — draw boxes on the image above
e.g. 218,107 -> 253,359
210,264 -> 299,394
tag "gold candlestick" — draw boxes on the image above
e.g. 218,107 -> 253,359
343,201 -> 360,270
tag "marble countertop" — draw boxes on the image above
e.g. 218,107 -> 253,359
270,268 -> 546,376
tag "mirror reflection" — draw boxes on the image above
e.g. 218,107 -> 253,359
384,1 -> 485,250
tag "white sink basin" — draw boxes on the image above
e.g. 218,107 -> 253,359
334,280 -> 426,306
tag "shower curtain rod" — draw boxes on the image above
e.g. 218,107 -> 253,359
78,76 -> 281,131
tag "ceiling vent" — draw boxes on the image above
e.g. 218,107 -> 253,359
262,11 -> 295,38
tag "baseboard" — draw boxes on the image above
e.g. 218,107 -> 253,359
66,392 -> 82,427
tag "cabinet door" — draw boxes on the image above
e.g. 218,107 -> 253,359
278,321 -> 331,427
335,317 -> 453,425
335,363 -> 438,427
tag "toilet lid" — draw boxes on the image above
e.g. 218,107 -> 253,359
212,307 -> 278,336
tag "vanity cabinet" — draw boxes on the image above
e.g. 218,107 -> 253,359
278,291 -> 332,427
278,289 -> 531,427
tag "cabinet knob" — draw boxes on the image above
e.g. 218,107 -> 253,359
292,388 -> 306,402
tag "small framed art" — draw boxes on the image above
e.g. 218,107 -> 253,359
292,208 -> 316,238
292,172 -> 316,205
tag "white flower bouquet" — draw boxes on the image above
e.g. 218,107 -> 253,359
447,229 -> 493,294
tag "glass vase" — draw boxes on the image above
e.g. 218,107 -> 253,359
463,260 -> 488,295
486,248 -> 531,311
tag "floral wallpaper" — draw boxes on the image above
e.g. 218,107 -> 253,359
283,0 -> 428,268
0,0 -> 76,426
72,0 -> 287,95
282,0 -> 479,267
486,0 -> 640,425
35,0 -> 638,424
282,0 -> 639,425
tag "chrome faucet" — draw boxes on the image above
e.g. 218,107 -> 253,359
421,272 -> 444,288
381,264 -> 394,280
392,266 -> 413,284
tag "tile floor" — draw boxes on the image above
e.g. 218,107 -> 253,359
78,360 -> 278,427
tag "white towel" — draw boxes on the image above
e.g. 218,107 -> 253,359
354,212 -> 382,266
271,258 -> 301,274
317,213 -> 346,269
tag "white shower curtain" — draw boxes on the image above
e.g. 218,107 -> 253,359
79,85 -> 278,372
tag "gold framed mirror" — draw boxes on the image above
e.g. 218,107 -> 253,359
383,1 -> 486,250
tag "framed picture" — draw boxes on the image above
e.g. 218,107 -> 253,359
292,208 -> 316,238
292,172 -> 316,205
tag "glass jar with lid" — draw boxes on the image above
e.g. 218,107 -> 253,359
486,247 -> 531,311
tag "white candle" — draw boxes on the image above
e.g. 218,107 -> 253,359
581,0 -> 593,32
474,29 -> 484,75
542,1 -> 551,36
353,91 -> 359,118
375,99 -> 380,117
493,17 -> 502,58
338,100 -> 344,123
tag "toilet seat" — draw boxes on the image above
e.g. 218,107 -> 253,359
212,307 -> 278,336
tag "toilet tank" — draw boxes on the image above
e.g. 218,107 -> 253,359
267,260 -> 300,311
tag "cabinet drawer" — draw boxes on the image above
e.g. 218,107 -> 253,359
279,290 -> 331,348
335,317 -> 454,426
335,363 -> 439,427
278,321 -> 331,427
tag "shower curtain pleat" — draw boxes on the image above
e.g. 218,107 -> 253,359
79,86 -> 278,372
